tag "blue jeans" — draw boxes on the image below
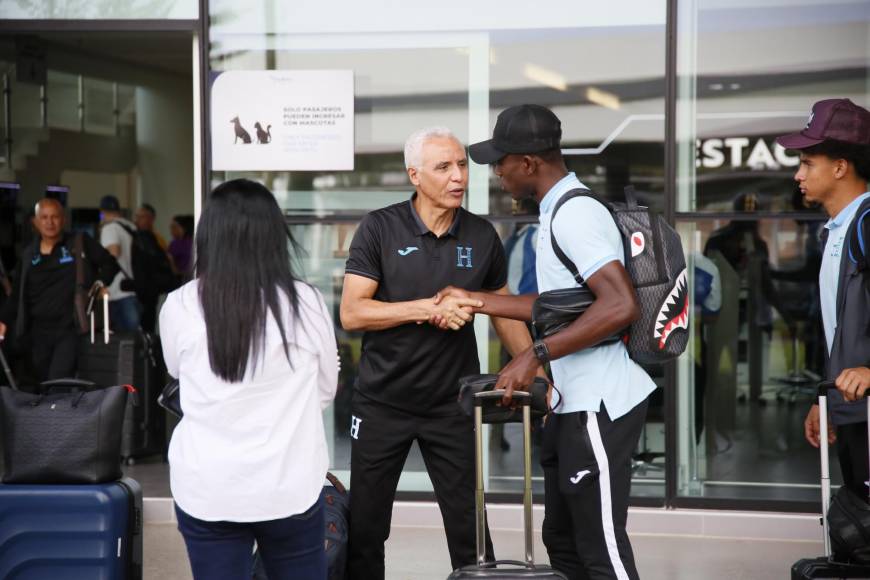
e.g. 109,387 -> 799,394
109,296 -> 140,332
175,497 -> 326,580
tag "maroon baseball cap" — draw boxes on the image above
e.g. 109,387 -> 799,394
776,98 -> 870,150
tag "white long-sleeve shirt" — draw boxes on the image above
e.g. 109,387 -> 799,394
159,280 -> 338,522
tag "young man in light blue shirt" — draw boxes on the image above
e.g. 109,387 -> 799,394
443,105 -> 654,580
777,98 -> 870,499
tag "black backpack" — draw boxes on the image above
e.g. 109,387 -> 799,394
828,485 -> 870,564
550,186 -> 689,364
846,199 -> 870,272
116,222 -> 179,296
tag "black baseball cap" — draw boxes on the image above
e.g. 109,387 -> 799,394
99,195 -> 121,211
469,104 -> 562,164
776,98 -> 870,150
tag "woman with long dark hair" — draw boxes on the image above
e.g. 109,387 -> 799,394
159,179 -> 337,580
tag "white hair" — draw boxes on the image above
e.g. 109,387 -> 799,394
404,126 -> 460,170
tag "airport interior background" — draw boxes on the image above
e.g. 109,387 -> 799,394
0,0 -> 869,513
0,31 -> 194,266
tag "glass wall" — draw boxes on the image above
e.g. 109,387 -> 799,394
675,0 -> 870,502
0,0 -> 197,20
0,61 -> 137,165
210,0 -> 668,497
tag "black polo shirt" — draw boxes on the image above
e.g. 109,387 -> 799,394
345,195 -> 507,416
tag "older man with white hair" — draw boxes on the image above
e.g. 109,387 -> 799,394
340,127 -> 536,578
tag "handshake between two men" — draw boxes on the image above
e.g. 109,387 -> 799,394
417,285 -> 546,406
418,285 -> 482,331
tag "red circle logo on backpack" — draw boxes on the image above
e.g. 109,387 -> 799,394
631,232 -> 645,258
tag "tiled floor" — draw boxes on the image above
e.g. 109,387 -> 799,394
145,523 -> 826,580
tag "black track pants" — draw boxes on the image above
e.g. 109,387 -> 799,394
30,325 -> 78,382
347,397 -> 494,580
837,421 -> 870,499
541,400 -> 648,580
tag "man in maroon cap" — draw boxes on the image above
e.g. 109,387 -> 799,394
777,98 -> 870,499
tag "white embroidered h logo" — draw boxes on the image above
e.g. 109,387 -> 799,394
350,415 -> 363,440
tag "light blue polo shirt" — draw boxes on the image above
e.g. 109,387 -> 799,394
820,192 -> 870,354
536,173 -> 656,419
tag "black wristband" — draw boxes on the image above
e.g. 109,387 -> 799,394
532,339 -> 550,364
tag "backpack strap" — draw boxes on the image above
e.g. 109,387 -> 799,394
847,202 -> 870,270
73,233 -> 85,288
624,185 -> 639,210
108,221 -> 135,280
550,187 -> 614,285
116,221 -> 136,239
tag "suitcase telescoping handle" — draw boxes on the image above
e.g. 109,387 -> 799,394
473,389 -> 535,567
88,290 -> 110,345
816,380 -> 870,557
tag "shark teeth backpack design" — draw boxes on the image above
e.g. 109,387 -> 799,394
550,186 -> 690,364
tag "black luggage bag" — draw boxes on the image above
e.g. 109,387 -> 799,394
77,294 -> 166,464
447,389 -> 567,579
791,382 -> 870,579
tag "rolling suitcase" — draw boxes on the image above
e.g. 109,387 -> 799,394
791,381 -> 870,579
0,477 -> 143,579
77,295 -> 165,464
448,389 -> 567,579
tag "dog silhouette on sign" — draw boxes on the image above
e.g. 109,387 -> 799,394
231,116 -> 252,144
254,122 -> 272,144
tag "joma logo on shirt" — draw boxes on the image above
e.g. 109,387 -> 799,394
398,247 -> 419,256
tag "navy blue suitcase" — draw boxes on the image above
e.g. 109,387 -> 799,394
0,477 -> 143,579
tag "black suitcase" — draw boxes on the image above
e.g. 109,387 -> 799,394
792,557 -> 870,579
791,383 -> 870,579
447,390 -> 567,579
77,295 -> 166,464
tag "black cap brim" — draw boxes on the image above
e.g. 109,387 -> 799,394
468,139 -> 507,165
776,131 -> 825,150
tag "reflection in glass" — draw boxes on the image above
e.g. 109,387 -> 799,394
677,0 -> 870,213
678,217 -> 835,502
46,70 -> 80,132
83,78 -> 115,136
9,66 -> 42,131
287,216 -> 666,497
212,0 -> 668,496
675,0 -> 869,503
0,0 -> 197,19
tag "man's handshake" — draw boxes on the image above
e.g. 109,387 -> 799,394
420,286 -> 482,331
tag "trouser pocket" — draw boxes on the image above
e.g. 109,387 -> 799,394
557,411 -> 600,495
